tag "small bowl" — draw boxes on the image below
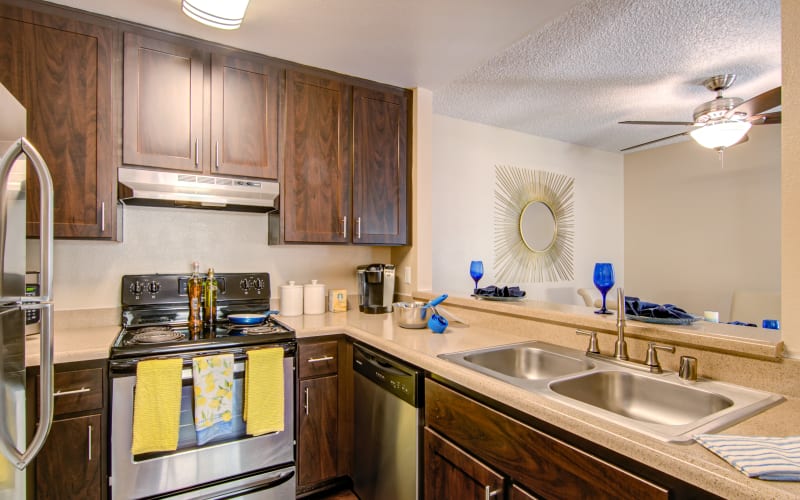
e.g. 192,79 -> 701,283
393,302 -> 432,329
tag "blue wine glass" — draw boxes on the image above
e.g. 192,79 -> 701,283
469,261 -> 484,292
593,263 -> 615,315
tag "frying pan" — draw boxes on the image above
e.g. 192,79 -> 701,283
228,310 -> 279,325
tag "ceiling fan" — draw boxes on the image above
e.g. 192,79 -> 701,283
619,74 -> 781,152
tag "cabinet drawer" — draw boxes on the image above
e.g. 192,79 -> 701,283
46,368 -> 104,416
298,341 -> 338,378
425,379 -> 668,500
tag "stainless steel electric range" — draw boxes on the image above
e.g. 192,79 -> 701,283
109,272 -> 296,500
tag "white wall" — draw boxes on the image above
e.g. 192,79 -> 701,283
624,125 -> 781,321
29,205 -> 390,310
431,115 -> 624,304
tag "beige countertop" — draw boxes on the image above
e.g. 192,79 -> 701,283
29,306 -> 800,499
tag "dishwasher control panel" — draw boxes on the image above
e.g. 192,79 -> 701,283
353,344 -> 422,407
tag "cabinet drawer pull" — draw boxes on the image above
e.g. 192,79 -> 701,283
307,355 -> 334,364
356,217 -> 361,239
304,387 -> 309,416
484,485 -> 501,499
195,138 -> 200,167
100,202 -> 105,232
215,141 -> 220,170
54,387 -> 91,397
87,424 -> 93,461
342,216 -> 347,239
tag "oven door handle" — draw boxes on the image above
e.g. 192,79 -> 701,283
194,468 -> 295,500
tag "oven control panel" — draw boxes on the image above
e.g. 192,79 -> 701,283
122,273 -> 271,306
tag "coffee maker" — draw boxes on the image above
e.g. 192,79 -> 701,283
357,264 -> 395,314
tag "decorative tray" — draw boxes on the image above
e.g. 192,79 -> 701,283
471,294 -> 526,302
625,314 -> 702,325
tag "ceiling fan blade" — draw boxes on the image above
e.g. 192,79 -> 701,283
619,120 -> 696,126
727,86 -> 781,119
749,111 -> 781,125
620,131 -> 690,152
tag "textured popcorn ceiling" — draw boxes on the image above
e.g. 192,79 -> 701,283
434,0 -> 782,153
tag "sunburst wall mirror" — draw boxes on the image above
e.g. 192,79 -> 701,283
494,165 -> 575,282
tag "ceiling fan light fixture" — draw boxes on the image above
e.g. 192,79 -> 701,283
689,120 -> 751,150
182,0 -> 250,30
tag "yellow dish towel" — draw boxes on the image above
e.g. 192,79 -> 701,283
244,348 -> 284,436
131,358 -> 183,455
192,353 -> 234,445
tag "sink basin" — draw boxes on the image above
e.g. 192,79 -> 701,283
440,341 -> 784,442
549,371 -> 733,426
439,341 -> 594,387
463,345 -> 593,380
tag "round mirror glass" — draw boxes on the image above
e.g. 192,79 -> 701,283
520,201 -> 557,252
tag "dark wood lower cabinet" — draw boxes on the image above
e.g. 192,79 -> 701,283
35,414 -> 102,499
298,374 -> 339,487
424,428 -> 505,500
28,360 -> 107,500
425,378 -> 670,500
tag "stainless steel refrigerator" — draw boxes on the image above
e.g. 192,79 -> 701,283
0,84 -> 55,499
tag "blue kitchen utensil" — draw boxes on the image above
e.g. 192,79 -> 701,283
424,294 -> 448,309
228,310 -> 279,325
428,306 -> 448,333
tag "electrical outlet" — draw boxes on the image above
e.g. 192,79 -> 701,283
404,266 -> 412,284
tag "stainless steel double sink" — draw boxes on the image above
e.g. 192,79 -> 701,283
439,341 -> 783,443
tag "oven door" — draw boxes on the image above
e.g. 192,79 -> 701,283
109,344 -> 295,499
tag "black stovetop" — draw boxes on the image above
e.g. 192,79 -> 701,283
110,272 -> 295,361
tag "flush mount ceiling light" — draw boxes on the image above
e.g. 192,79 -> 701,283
182,0 -> 250,30
689,120 -> 752,150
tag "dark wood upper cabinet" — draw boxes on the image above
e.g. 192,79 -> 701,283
277,72 -> 410,246
352,86 -> 408,245
123,32 -> 205,172
210,53 -> 280,179
0,5 -> 115,239
282,70 -> 352,243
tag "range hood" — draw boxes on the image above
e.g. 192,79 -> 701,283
118,167 -> 279,212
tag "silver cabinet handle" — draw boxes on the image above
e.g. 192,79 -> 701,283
195,138 -> 200,167
342,216 -> 347,239
304,387 -> 309,416
215,141 -> 220,170
100,202 -> 105,232
356,217 -> 361,239
485,485 -> 501,499
307,356 -> 334,363
54,387 -> 91,397
87,424 -> 92,461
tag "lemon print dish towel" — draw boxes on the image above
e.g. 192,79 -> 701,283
192,353 -> 235,446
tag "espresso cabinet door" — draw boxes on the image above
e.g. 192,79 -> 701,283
425,427 -> 505,500
0,6 -> 115,239
123,32 -> 205,172
297,375 -> 339,486
352,86 -> 408,245
282,71 -> 351,243
210,53 -> 280,179
36,414 -> 102,500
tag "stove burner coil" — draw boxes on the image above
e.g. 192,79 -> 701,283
227,323 -> 283,336
130,327 -> 184,344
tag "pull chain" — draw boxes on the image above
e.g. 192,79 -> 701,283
717,147 -> 725,168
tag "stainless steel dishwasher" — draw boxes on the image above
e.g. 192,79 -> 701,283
353,343 -> 423,500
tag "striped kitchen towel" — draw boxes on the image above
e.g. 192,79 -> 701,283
695,434 -> 800,481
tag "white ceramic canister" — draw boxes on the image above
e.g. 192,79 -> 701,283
303,280 -> 326,315
279,281 -> 304,316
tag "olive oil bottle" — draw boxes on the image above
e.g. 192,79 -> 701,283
187,261 -> 203,335
203,267 -> 218,326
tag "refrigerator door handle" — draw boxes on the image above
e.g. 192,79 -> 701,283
0,137 -> 55,470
